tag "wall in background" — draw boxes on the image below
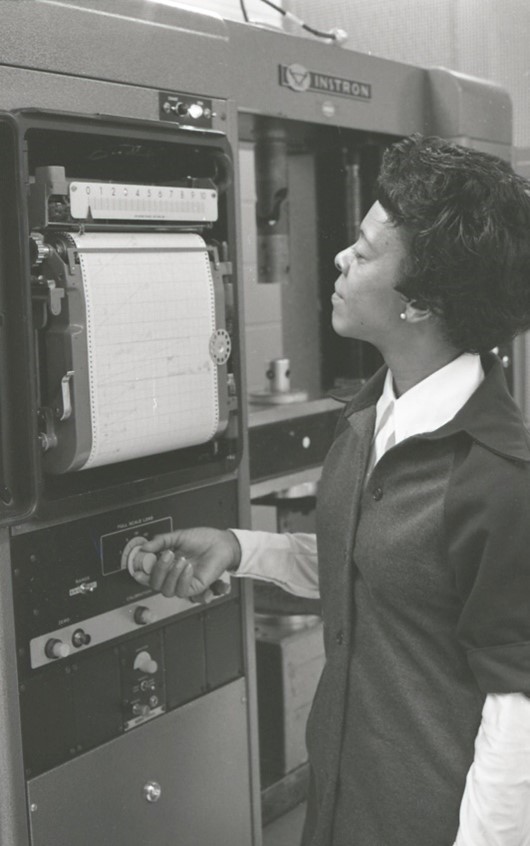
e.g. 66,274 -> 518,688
158,0 -> 281,26
239,143 -> 284,394
285,0 -> 530,150
238,144 -> 321,396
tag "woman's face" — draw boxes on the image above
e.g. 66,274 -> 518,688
332,201 -> 410,349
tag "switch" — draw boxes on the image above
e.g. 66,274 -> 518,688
45,638 -> 71,660
132,703 -> 151,718
133,650 -> 158,675
72,628 -> 92,648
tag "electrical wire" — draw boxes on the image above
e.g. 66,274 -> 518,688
256,0 -> 347,43
239,0 -> 249,23
239,0 -> 347,42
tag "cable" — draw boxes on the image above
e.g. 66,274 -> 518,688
257,0 -> 348,43
239,0 -> 249,23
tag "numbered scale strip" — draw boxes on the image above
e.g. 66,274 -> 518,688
69,181 -> 218,222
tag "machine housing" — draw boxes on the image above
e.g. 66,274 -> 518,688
0,2 -> 513,845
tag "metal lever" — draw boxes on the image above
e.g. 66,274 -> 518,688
57,371 -> 74,421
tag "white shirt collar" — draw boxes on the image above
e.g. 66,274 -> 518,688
376,352 -> 485,446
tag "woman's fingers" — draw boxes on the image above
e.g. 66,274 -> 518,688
141,532 -> 181,554
159,556 -> 189,598
149,550 -> 176,591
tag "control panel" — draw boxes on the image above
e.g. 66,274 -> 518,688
18,513 -> 183,669
12,481 -> 244,778
12,486 -> 236,669
159,91 -> 217,129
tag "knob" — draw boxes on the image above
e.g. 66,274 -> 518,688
134,605 -> 157,626
45,638 -> 70,660
133,650 -> 158,675
121,537 -> 156,580
29,233 -> 52,266
72,628 -> 92,648
188,102 -> 204,120
175,101 -> 189,116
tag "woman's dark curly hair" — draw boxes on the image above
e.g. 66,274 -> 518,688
377,134 -> 530,353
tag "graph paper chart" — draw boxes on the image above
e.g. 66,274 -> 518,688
69,231 -> 220,469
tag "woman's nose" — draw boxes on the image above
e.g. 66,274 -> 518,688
335,249 -> 349,273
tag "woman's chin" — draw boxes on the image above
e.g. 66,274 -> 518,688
331,314 -> 349,336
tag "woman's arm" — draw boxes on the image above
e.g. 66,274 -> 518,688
230,529 -> 319,598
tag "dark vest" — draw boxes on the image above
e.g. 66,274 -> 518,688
303,407 -> 482,846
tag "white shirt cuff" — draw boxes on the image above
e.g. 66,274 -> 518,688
454,693 -> 530,846
229,529 -> 320,599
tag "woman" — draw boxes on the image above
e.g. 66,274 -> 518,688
133,135 -> 530,845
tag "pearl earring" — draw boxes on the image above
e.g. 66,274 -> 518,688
399,312 -> 407,321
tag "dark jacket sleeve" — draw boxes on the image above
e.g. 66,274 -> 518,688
446,440 -> 530,694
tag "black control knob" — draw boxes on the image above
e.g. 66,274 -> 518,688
134,606 -> 157,626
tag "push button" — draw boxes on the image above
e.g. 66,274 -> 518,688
373,486 -> 383,501
45,638 -> 70,660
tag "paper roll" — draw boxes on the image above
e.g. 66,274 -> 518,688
69,231 -> 220,469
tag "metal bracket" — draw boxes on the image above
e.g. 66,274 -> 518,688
208,245 -> 232,277
66,247 -> 79,276
37,407 -> 58,452
31,277 -> 65,327
217,260 -> 233,276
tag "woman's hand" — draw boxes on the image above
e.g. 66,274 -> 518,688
130,527 -> 242,603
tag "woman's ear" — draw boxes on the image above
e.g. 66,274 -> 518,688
402,299 -> 431,323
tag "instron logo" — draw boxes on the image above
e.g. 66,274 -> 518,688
279,64 -> 372,101
283,63 -> 311,92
